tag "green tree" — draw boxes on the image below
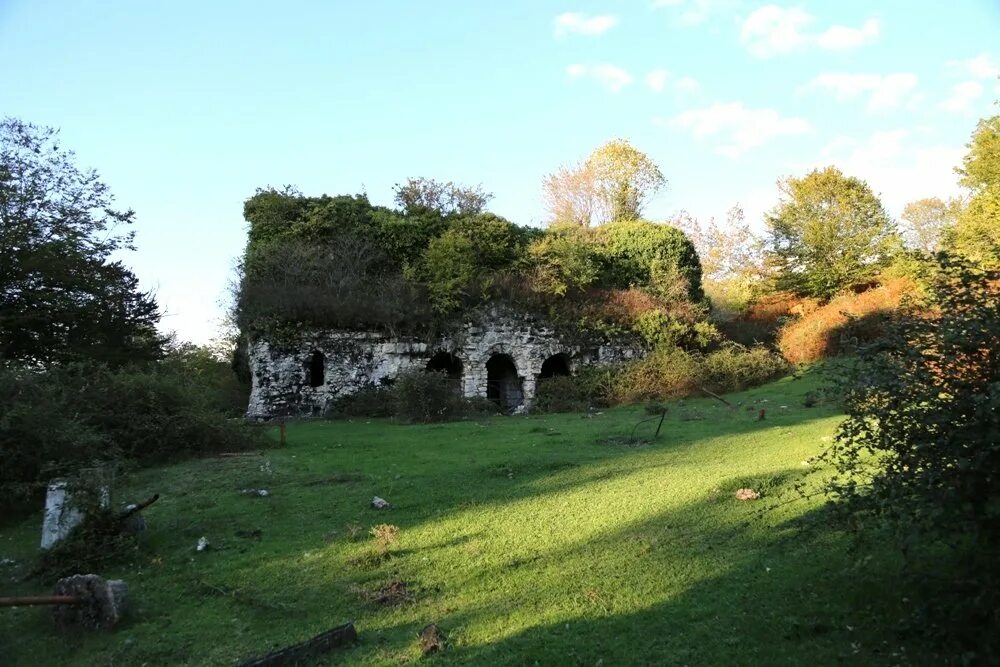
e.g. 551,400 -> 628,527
0,118 -> 163,366
944,115 -> 1000,269
542,139 -> 666,226
597,219 -> 704,301
586,139 -> 666,223
765,166 -> 899,298
900,196 -> 962,253
528,224 -> 600,296
392,177 -> 493,216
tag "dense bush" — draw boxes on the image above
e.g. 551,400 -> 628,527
382,369 -> 496,424
533,367 -> 615,413
610,348 -> 707,403
825,258 -> 999,659
608,345 -> 788,404
0,362 -> 263,505
237,188 -> 714,348
776,278 -> 912,364
702,344 -> 789,393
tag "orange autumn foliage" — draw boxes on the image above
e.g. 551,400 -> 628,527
777,278 -> 915,364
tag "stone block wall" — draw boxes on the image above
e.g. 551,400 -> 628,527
246,312 -> 643,419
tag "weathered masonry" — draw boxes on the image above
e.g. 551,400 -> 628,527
246,311 -> 643,419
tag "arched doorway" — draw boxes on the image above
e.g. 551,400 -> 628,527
427,351 -> 463,394
539,353 -> 571,380
487,354 -> 523,412
307,351 -> 325,388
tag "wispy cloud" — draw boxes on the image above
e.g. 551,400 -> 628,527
645,69 -> 670,93
554,12 -> 618,37
947,52 -> 999,79
740,5 -> 879,58
651,0 -> 731,26
566,64 -> 634,92
941,81 -> 984,112
802,72 -> 919,111
664,102 -> 810,157
643,69 -> 700,94
819,131 -> 964,215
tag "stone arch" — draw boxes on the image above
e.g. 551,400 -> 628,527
486,353 -> 523,412
307,350 -> 325,388
539,353 -> 571,380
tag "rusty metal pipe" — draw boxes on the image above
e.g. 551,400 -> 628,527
0,595 -> 81,607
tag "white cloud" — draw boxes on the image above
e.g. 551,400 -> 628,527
675,76 -> 701,93
740,5 -> 879,58
646,69 -> 670,92
815,18 -> 879,50
803,72 -> 919,111
644,70 -> 699,95
554,12 -> 618,37
567,64 -> 633,92
651,0 -> 732,25
942,80 -> 984,112
948,52 -> 999,79
666,102 -> 810,157
819,131 -> 964,216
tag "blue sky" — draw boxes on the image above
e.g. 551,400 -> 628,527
2,0 -> 998,344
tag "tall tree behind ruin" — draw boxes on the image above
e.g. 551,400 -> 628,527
543,139 -> 666,226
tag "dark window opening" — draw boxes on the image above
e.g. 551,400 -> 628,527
486,354 -> 523,412
427,352 -> 463,379
307,351 -> 325,388
427,351 -> 463,395
539,353 -> 571,380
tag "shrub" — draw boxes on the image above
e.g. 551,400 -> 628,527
825,257 -> 999,659
534,377 -> 588,413
702,344 -> 788,393
0,362 -> 264,506
388,368 -> 497,423
611,348 -> 705,403
777,278 -> 913,363
331,384 -> 394,418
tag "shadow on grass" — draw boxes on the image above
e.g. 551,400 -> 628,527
378,488 -> 942,666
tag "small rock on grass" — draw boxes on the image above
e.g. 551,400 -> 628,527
735,488 -> 760,501
371,496 -> 391,509
419,624 -> 446,654
196,537 -> 210,552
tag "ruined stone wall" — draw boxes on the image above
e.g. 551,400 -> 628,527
246,312 -> 644,419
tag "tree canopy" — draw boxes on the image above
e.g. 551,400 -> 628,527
765,166 -> 899,299
944,115 -> 1000,269
0,118 -> 163,366
236,186 -> 705,345
543,139 -> 666,226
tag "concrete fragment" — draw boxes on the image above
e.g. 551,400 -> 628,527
51,574 -> 129,630
41,479 -> 110,550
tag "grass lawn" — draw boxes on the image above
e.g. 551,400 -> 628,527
0,369 -> 941,665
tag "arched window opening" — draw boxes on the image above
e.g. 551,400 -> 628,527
539,353 -> 571,380
427,351 -> 464,395
486,354 -> 523,412
426,352 -> 463,379
307,351 -> 325,388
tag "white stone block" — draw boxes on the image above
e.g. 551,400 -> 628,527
40,479 -> 110,550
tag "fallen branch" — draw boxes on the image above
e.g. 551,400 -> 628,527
699,387 -> 733,407
238,622 -> 357,666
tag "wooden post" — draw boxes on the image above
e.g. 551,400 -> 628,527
278,421 -> 287,448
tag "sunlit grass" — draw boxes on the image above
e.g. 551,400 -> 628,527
0,370 -> 940,665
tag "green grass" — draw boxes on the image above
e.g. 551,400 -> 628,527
0,370 -> 941,665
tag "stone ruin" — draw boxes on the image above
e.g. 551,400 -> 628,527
246,309 -> 644,419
